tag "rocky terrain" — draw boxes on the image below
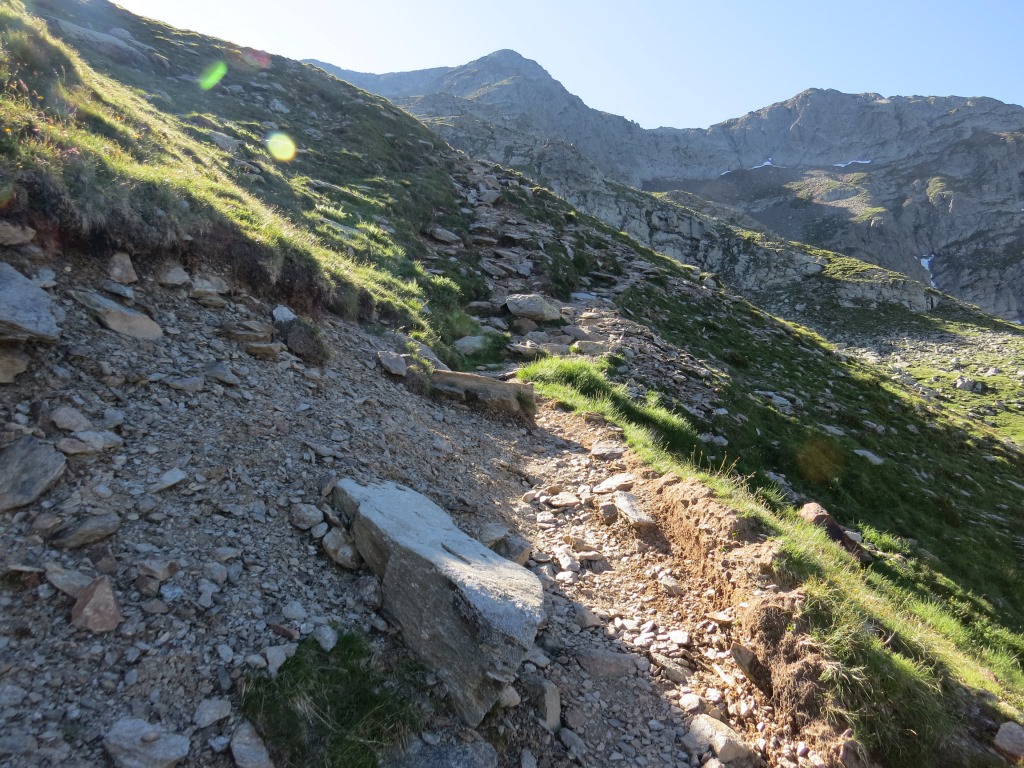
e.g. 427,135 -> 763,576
315,52 -> 1024,321
3,3 -> 1024,768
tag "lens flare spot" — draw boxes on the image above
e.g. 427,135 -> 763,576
265,131 -> 296,162
198,61 -> 228,91
240,48 -> 271,70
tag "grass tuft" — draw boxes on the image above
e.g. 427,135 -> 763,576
241,633 -> 424,768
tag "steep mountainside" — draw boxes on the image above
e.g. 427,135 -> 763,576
313,52 -> 1024,321
3,4 -> 1024,768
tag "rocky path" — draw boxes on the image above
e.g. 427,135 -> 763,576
0,161 -> 856,768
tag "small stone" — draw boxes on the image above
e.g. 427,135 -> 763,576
204,361 -> 240,386
312,625 -> 338,652
853,449 -> 885,466
681,714 -> 752,763
51,406 -> 93,432
322,527 -> 363,569
612,491 -> 657,529
0,221 -> 35,245
575,649 -> 635,679
230,722 -> 274,768
272,305 -> 297,325
68,430 -> 123,452
650,653 -> 693,684
498,685 -> 521,708
573,603 -> 602,629
72,290 -> 163,340
523,676 -> 560,732
0,348 -> 29,383
137,560 -> 180,581
166,376 -> 204,393
378,351 -> 408,377
0,262 -> 61,342
203,561 -> 228,586
149,467 -> 187,493
0,684 -> 27,707
71,576 -> 124,633
559,728 -> 587,757
290,503 -> 323,530
193,698 -> 231,729
52,513 -> 121,548
108,252 -> 138,284
590,441 -> 625,460
44,563 -> 93,597
0,436 -> 66,513
679,692 -> 703,713
157,264 -> 191,287
282,600 -> 307,621
263,644 -> 297,677
520,748 -> 538,768
429,226 -> 461,244
103,718 -> 189,768
594,473 -> 635,493
548,492 -> 581,508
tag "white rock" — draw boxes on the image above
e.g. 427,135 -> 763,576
505,293 -> 561,322
193,698 -> 231,728
312,625 -> 338,652
0,262 -> 62,342
853,448 -> 885,465
157,264 -> 191,287
108,252 -> 138,284
333,479 -> 545,726
272,305 -> 296,325
230,722 -> 274,768
322,527 -> 363,569
289,503 -> 323,530
51,406 -> 93,432
377,351 -> 408,377
103,717 -> 189,768
72,290 -> 162,340
149,467 -> 187,493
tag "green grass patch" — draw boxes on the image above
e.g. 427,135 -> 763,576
241,633 -> 424,768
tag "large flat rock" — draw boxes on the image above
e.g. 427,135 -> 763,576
0,263 -> 61,343
332,479 -> 545,726
430,370 -> 535,415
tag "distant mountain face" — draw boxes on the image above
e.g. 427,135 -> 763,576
309,51 -> 1024,321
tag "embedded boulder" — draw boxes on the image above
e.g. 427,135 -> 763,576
430,370 -> 535,415
332,479 -> 545,726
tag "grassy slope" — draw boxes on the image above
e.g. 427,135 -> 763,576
513,230 -> 1024,764
4,2 -> 1024,765
0,0 -> 491,361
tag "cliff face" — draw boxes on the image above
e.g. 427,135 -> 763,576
312,52 -> 1024,321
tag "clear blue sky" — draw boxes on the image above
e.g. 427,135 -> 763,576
112,0 -> 1024,129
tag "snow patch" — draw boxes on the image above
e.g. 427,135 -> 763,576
833,159 -> 872,168
920,254 -> 938,288
749,157 -> 775,170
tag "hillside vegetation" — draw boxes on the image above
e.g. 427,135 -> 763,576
2,2 -> 1024,767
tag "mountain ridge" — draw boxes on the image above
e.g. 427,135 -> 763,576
310,51 -> 1024,321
